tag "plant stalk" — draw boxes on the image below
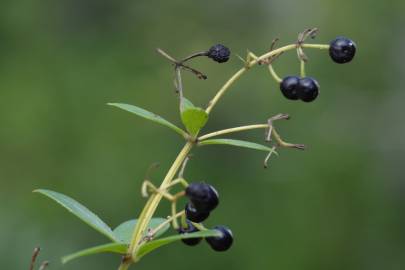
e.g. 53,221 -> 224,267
118,142 -> 193,270
198,124 -> 269,141
118,42 -> 329,270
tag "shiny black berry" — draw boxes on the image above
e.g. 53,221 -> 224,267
280,76 -> 300,100
206,225 -> 233,252
207,44 -> 231,63
329,37 -> 356,64
178,220 -> 202,246
297,77 -> 319,102
186,182 -> 219,212
185,202 -> 210,223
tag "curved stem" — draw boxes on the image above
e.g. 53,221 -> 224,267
198,124 -> 268,141
268,65 -> 282,83
272,128 -> 305,150
205,43 -> 328,114
205,44 -> 297,114
164,178 -> 188,190
205,67 -> 247,114
180,51 -> 208,63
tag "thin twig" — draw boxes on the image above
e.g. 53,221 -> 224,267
264,146 -> 277,168
39,261 -> 49,270
179,51 -> 208,64
272,128 -> 306,150
141,180 -> 175,201
178,155 -> 191,178
30,247 -> 41,270
156,48 -> 177,62
147,210 -> 185,238
179,64 -> 207,80
175,67 -> 184,101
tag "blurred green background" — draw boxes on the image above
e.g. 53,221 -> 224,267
1,0 -> 404,269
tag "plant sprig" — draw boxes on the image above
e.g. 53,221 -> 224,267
33,29 -> 357,270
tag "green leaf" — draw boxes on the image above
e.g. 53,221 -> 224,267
108,103 -> 186,137
136,230 -> 221,258
179,98 -> 208,136
198,138 -> 278,154
62,243 -> 127,264
113,218 -> 170,244
180,97 -> 195,112
181,108 -> 208,135
34,189 -> 117,242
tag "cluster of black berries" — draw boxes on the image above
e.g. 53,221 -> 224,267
279,37 -> 356,102
178,182 -> 233,251
280,76 -> 319,102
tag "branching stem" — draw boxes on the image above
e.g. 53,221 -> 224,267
118,142 -> 193,270
205,43 -> 329,114
118,41 -> 328,270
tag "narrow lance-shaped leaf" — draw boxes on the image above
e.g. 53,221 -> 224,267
62,243 -> 127,264
34,189 -> 118,242
113,218 -> 170,244
136,230 -> 221,258
108,103 -> 186,137
198,138 -> 278,154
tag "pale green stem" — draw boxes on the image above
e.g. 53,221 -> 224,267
301,44 -> 330,50
148,210 -> 185,237
198,124 -> 269,141
205,43 -> 329,114
190,222 -> 208,231
300,60 -> 306,77
171,202 -> 179,229
205,44 -> 297,114
118,142 -> 193,270
164,178 -> 188,189
205,67 -> 248,114
268,65 -> 282,83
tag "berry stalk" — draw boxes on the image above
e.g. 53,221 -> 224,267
205,43 -> 329,114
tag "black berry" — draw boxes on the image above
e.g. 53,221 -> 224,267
297,77 -> 319,102
329,37 -> 356,64
206,225 -> 233,252
185,202 -> 210,223
186,182 -> 219,212
178,220 -> 202,246
207,44 -> 231,63
280,76 -> 300,100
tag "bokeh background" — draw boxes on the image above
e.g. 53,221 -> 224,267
1,0 -> 404,269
